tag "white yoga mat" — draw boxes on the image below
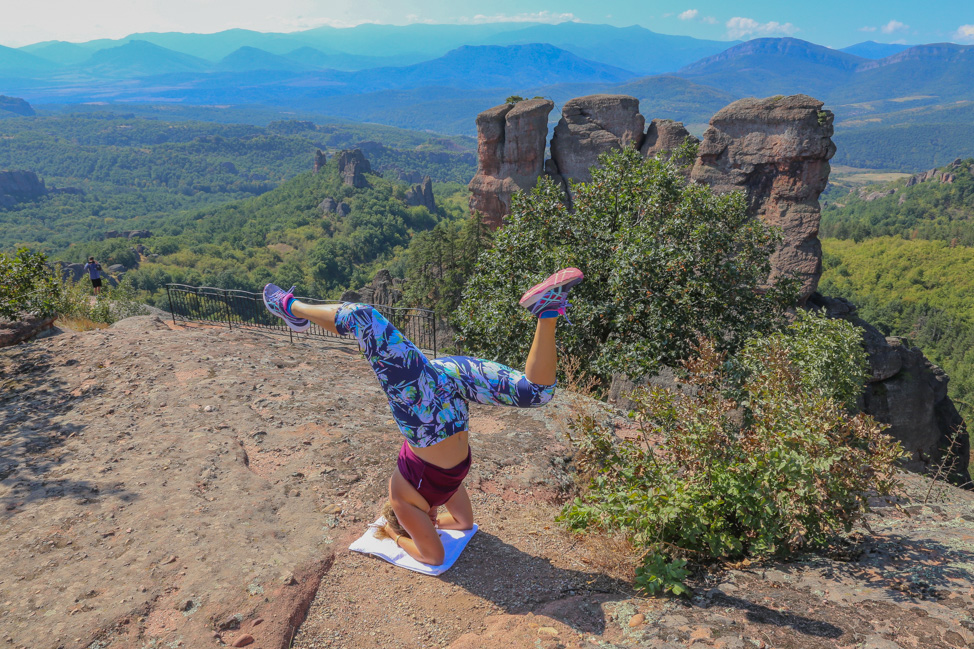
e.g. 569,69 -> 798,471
349,517 -> 478,576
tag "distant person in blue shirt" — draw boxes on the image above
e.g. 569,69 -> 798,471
83,256 -> 103,295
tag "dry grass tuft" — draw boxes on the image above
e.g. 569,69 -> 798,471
55,316 -> 110,332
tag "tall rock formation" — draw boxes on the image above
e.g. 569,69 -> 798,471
340,269 -> 403,307
468,98 -> 554,228
547,95 -> 645,190
810,294 -> 969,483
0,170 -> 46,208
690,95 -> 835,304
313,149 -> 327,173
405,176 -> 436,212
336,149 -> 372,188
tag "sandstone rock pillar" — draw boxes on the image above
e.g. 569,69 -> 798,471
468,98 -> 554,229
336,149 -> 373,188
690,94 -> 835,304
547,95 -> 645,190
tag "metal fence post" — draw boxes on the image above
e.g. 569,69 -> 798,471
223,289 -> 232,330
166,286 -> 177,327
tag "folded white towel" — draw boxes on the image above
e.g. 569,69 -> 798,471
348,517 -> 479,576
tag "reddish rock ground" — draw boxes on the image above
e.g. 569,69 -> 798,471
2,316 -> 973,649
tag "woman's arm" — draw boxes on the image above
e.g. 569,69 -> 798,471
388,471 -> 446,565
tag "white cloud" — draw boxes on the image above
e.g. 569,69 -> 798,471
954,24 -> 974,43
403,14 -> 436,25
726,17 -> 798,40
677,9 -> 716,24
858,26 -> 877,32
881,20 -> 908,34
459,11 -> 578,25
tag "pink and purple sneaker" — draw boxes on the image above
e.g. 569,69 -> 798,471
263,283 -> 311,332
519,268 -> 584,319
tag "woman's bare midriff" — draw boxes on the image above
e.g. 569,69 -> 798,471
408,429 -> 470,469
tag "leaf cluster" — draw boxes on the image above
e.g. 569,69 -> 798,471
561,317 -> 903,596
0,248 -> 62,319
456,147 -> 795,383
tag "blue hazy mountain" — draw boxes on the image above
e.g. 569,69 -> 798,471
478,23 -> 736,75
103,28 -> 334,61
840,41 -> 913,59
19,40 -> 94,65
289,22 -> 539,58
10,22 -> 733,72
344,43 -> 638,91
834,43 -> 974,103
284,47 -> 422,71
216,46 -> 319,72
79,40 -> 212,77
0,44 -> 56,74
676,37 -> 867,98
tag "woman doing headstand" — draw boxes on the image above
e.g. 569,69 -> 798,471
262,268 -> 583,565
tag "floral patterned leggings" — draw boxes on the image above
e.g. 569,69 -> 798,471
335,303 -> 555,448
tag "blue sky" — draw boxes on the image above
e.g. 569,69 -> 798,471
4,0 -> 973,49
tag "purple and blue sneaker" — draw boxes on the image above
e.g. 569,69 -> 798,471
519,267 -> 584,319
263,283 -> 311,332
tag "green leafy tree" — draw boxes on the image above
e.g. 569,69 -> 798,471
561,322 -> 903,595
455,147 -> 796,382
0,248 -> 61,319
403,213 -> 492,317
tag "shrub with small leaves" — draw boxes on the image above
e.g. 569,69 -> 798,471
560,320 -> 904,596
0,248 -> 62,320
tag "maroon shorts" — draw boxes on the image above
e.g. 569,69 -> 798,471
397,440 -> 471,508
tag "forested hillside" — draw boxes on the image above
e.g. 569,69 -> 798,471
0,112 -> 477,253
821,158 -> 974,419
822,158 -> 974,243
110,155 -> 469,304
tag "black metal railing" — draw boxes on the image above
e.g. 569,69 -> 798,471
165,284 -> 437,357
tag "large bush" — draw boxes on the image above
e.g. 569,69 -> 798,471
455,147 -> 796,383
0,248 -> 61,319
560,316 -> 903,595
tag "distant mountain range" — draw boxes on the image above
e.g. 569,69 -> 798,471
2,23 -> 972,168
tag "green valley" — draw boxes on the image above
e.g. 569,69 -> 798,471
821,157 -> 974,419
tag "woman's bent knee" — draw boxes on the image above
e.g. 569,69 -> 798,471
518,382 -> 555,407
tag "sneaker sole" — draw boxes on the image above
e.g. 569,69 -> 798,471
263,288 -> 311,333
519,268 -> 584,308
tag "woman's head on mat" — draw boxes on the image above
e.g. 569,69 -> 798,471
374,501 -> 409,541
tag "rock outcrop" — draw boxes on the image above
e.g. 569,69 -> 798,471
905,159 -> 968,187
0,315 -> 55,347
0,170 -> 46,207
690,95 -> 835,304
468,98 -> 554,228
639,118 -> 698,159
404,176 -> 436,212
318,198 -> 351,216
313,149 -> 327,173
547,95 -> 645,190
0,95 -> 34,116
811,294 -> 970,483
336,149 -> 372,188
340,269 -> 403,307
